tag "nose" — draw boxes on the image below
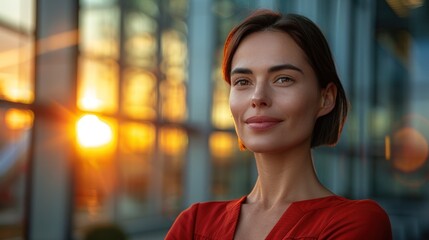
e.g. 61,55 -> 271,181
251,83 -> 271,108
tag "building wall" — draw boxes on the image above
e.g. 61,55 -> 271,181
0,0 -> 429,239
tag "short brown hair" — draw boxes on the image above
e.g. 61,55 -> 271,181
223,9 -> 348,148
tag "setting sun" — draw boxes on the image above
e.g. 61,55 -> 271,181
76,114 -> 113,148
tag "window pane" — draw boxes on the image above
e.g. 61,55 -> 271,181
77,57 -> 119,114
160,28 -> 188,122
80,7 -> 119,59
0,0 -> 35,104
160,80 -> 187,122
212,70 -> 234,129
118,122 -> 155,219
373,1 -> 429,198
0,31 -> 34,104
124,12 -> 158,68
210,131 -> 253,200
211,2 -> 250,128
80,0 -> 116,7
0,108 -> 33,239
74,115 -> 117,227
159,127 -> 187,216
122,68 -> 157,120
129,0 -> 159,17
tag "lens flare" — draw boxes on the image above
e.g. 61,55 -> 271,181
76,114 -> 112,148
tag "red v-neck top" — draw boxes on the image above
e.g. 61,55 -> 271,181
165,195 -> 392,239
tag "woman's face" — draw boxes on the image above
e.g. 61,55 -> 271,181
229,30 -> 331,153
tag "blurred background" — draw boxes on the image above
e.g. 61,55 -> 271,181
0,0 -> 429,239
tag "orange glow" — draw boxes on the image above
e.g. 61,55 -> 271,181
122,69 -> 157,120
0,29 -> 79,104
210,132 -> 234,159
212,68 -> 235,129
385,135 -> 391,160
37,30 -> 78,54
76,114 -> 113,148
392,127 -> 429,173
4,108 -> 34,130
121,123 -> 155,153
0,75 -> 34,103
77,57 -> 118,113
159,127 -> 187,156
160,80 -> 187,122
79,93 -> 103,111
386,0 -> 423,17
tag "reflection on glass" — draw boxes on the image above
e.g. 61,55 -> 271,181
210,131 -> 252,200
0,29 -> 34,104
0,1 -> 34,238
160,29 -> 188,122
162,30 -> 187,67
210,131 -> 234,160
118,122 -> 155,219
80,7 -> 119,58
4,108 -> 34,130
120,122 -> 155,154
375,0 -> 429,198
77,114 -> 113,148
391,126 -> 428,173
166,0 -> 188,17
76,0 -> 190,229
130,0 -> 159,16
78,57 -> 118,113
125,12 -> 157,68
212,69 -> 234,129
159,127 -> 187,216
75,116 -> 117,225
122,68 -> 157,120
160,80 -> 187,122
0,108 -> 33,239
159,127 -> 187,156
385,0 -> 424,17
80,0 -> 117,7
211,4 -> 249,129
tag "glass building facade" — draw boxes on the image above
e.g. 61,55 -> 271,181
0,0 -> 429,239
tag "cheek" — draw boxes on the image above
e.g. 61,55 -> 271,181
283,91 -> 321,119
229,95 -> 240,121
229,92 -> 247,124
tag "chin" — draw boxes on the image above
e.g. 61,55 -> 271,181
244,142 -> 285,153
243,138 -> 311,154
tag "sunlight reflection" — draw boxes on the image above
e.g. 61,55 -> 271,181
76,114 -> 113,148
210,132 -> 234,160
392,127 -> 429,173
160,80 -> 186,122
385,135 -> 391,160
77,57 -> 118,113
121,123 -> 155,153
0,76 -> 34,104
122,69 -> 157,120
0,29 -> 78,104
4,108 -> 34,130
159,127 -> 187,156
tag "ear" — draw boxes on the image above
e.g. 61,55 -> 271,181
317,82 -> 337,118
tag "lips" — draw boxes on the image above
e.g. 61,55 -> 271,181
245,116 -> 282,130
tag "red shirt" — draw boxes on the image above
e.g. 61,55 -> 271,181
166,195 -> 392,239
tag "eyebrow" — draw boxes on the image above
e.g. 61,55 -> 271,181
231,64 -> 304,76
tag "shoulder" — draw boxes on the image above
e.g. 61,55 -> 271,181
165,203 -> 199,239
166,197 -> 244,239
320,198 -> 392,239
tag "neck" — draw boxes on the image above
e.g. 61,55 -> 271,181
247,149 -> 333,209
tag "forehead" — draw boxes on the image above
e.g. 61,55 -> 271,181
231,30 -> 309,70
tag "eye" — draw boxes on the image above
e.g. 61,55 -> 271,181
274,76 -> 294,85
233,78 -> 251,86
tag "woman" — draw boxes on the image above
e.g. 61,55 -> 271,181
166,9 -> 392,239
